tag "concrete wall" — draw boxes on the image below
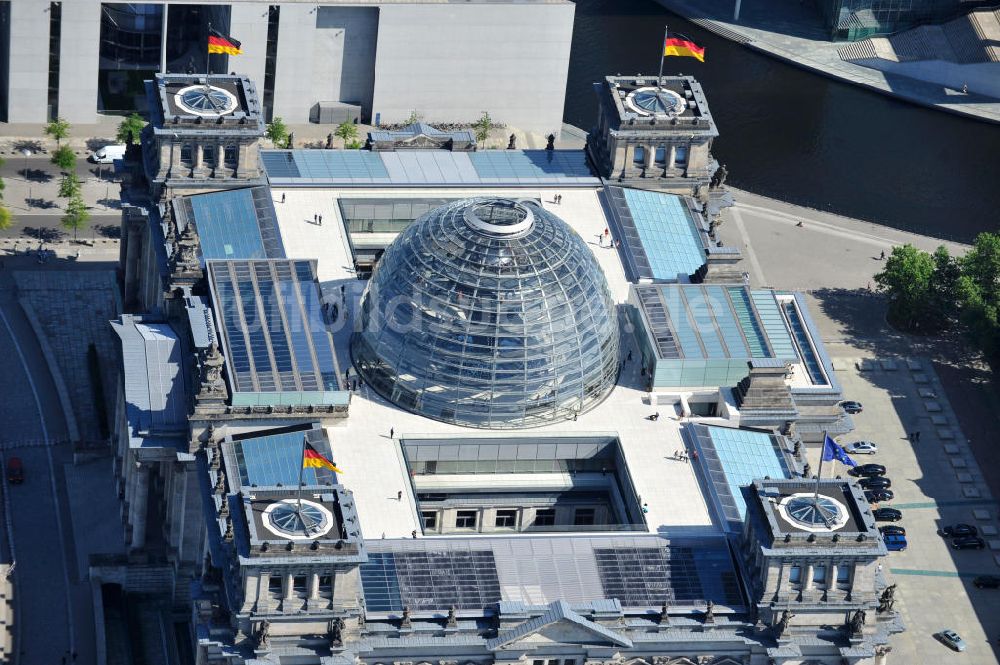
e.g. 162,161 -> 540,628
271,3 -> 317,124
58,2 -> 102,124
312,6 -> 379,119
6,0 -> 49,123
371,2 -> 574,134
229,2 -> 269,92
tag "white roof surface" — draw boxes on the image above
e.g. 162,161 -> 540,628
272,184 -> 715,539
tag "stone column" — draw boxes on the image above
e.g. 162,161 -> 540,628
804,564 -> 815,590
283,573 -> 295,611
129,464 -> 150,550
306,572 -> 321,610
194,144 -> 204,172
255,572 -> 270,612
667,145 -> 677,169
644,144 -> 656,171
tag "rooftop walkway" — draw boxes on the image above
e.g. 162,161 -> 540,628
653,0 -> 1000,124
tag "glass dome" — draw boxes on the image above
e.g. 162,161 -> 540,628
352,198 -> 620,429
174,84 -> 238,117
625,87 -> 686,117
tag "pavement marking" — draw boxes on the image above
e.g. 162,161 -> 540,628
893,499 -> 999,510
736,200 -> 899,250
730,207 -> 767,285
0,304 -> 75,655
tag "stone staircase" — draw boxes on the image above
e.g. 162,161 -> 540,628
838,7 -> 1000,64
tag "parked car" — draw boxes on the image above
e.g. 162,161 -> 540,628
873,507 -> 903,522
939,524 -> 979,538
952,536 -> 986,550
846,440 -> 878,454
5,457 -> 23,484
859,476 -> 892,490
879,525 -> 906,537
840,400 -> 864,414
849,464 -> 886,477
865,489 -> 894,503
88,143 -> 126,164
936,629 -> 967,652
884,533 -> 907,551
973,576 -> 1000,589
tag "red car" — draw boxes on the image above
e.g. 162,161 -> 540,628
6,457 -> 23,484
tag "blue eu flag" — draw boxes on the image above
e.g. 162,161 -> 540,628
822,434 -> 857,467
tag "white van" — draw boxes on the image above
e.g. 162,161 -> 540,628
89,144 -> 126,164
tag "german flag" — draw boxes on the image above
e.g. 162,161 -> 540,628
664,35 -> 705,62
303,442 -> 342,473
208,29 -> 242,56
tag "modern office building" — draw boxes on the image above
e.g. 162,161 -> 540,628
102,72 -> 902,663
0,0 -> 574,133
814,0 -> 995,40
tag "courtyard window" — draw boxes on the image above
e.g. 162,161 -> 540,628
495,509 -> 517,528
455,510 -> 478,529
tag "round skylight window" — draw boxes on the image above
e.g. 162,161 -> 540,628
625,87 -> 686,117
777,492 -> 849,532
174,84 -> 238,117
262,499 -> 334,540
464,199 -> 534,236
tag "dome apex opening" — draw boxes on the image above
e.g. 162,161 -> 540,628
465,199 -> 534,236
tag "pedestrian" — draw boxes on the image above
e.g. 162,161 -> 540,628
615,239 -> 621,248
796,220 -> 804,227
573,411 -> 578,421
604,227 -> 609,237
962,83 -> 968,94
281,192 -> 286,203
319,214 -> 323,225
314,213 -> 318,223
397,490 -> 403,500
642,502 -> 649,514
691,450 -> 699,461
411,530 -> 417,539
915,430 -> 921,442
390,427 -> 394,439
627,349 -> 632,361
867,281 -> 872,292
653,411 -> 660,421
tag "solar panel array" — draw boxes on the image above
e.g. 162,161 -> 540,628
182,186 -> 284,260
690,425 -> 792,528
231,428 -> 337,488
261,149 -> 600,187
594,545 -> 742,607
620,188 -> 705,281
209,259 -> 341,396
361,549 -> 502,611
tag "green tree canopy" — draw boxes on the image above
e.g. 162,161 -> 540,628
955,233 -> 1000,365
44,117 -> 71,145
116,113 -> 146,145
473,111 -> 494,147
62,194 -> 90,242
266,117 -> 289,147
58,173 -> 82,199
403,110 -> 422,126
335,121 -> 358,147
0,205 -> 12,232
874,244 -> 936,331
51,144 -> 76,172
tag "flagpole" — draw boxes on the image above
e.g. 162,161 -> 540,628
296,435 -> 307,532
205,22 -> 212,90
812,430 -> 827,505
657,25 -> 668,91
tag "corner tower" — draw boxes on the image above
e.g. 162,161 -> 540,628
588,75 -> 719,197
142,73 -> 266,201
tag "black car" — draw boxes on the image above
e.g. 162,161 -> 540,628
865,489 -> 894,503
859,476 -> 892,490
873,508 -> 903,522
840,400 -> 864,414
952,536 -> 987,550
939,524 -> 979,538
879,525 -> 906,537
849,464 -> 886,478
974,576 -> 1000,589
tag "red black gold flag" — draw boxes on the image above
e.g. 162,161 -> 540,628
663,36 -> 705,62
303,442 -> 343,473
208,29 -> 242,56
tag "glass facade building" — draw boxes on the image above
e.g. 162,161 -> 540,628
816,0 -> 992,40
352,198 -> 620,429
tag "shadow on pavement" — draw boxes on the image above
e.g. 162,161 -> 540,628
22,226 -> 64,242
20,167 -> 54,183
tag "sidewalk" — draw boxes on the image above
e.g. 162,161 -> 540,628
653,0 -> 1000,124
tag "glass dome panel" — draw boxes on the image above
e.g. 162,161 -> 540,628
626,87 -> 686,117
175,84 -> 238,117
352,198 -> 619,429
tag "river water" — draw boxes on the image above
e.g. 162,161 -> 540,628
564,0 -> 1000,243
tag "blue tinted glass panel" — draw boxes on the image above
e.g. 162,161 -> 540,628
622,189 -> 704,281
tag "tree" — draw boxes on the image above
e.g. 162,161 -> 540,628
473,111 -> 494,147
51,144 -> 76,172
116,113 -> 146,145
874,244 -> 935,331
266,117 -> 289,147
58,173 -> 82,200
44,117 -> 71,145
62,194 -> 90,242
335,121 -> 358,148
0,205 -> 11,232
927,245 -> 960,329
403,110 -> 422,126
955,233 -> 1000,366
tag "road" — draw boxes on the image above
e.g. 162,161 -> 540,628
0,275 -> 94,665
